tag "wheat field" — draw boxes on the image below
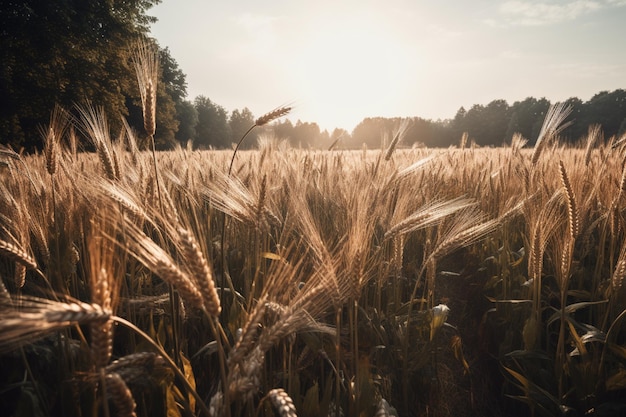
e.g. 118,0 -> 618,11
2,116 -> 626,417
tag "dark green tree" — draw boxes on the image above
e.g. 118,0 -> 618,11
460,104 -> 487,145
291,120 -> 321,148
229,108 -> 256,148
579,90 -> 626,140
450,106 -> 467,142
618,118 -> 626,138
155,46 -> 186,147
506,97 -> 551,145
175,100 -> 198,145
406,117 -> 452,147
0,0 -> 161,150
272,119 -> 295,143
350,118 -> 389,148
560,97 -> 584,143
194,96 -> 231,149
328,128 -> 350,149
482,99 -> 510,146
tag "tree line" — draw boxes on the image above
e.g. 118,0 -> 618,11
2,1 -> 625,151
344,91 -> 626,149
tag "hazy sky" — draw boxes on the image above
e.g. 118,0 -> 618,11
149,0 -> 626,132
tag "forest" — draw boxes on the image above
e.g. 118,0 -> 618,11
2,1 -> 626,152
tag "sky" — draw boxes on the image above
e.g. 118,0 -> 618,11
149,0 -> 626,133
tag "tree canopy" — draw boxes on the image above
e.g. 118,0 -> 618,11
0,0 -> 180,150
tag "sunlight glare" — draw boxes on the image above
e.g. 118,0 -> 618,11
291,13 -> 417,130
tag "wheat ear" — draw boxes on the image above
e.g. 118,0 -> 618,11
531,102 -> 572,165
0,239 -> 37,270
41,105 -> 69,177
0,297 -> 110,352
0,277 -> 10,303
177,227 -> 221,316
559,160 -> 579,240
384,198 -> 476,241
612,243 -> 626,292
105,352 -> 165,384
384,119 -> 410,161
132,38 -> 159,137
267,388 -> 298,417
91,268 -> 113,368
584,124 -> 601,166
14,264 -> 26,290
255,106 -> 292,127
44,127 -> 58,176
104,373 -> 137,417
123,220 -> 204,311
76,104 -> 118,180
143,80 -> 156,137
228,299 -> 267,366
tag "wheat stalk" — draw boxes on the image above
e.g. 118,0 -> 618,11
87,219 -> 120,367
29,217 -> 50,265
41,105 -> 69,177
97,142 -> 118,181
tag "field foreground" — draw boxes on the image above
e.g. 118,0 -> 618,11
2,135 -> 626,417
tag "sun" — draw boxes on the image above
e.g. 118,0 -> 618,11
290,11 -> 416,130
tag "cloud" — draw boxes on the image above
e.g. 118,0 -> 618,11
492,0 -> 623,26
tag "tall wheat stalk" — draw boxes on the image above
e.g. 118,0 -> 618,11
554,160 -> 579,397
220,106 -> 291,307
41,105 -> 70,292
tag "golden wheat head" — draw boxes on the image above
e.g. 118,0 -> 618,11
255,106 -> 292,127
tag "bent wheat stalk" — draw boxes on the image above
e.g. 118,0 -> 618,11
221,106 -> 291,310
